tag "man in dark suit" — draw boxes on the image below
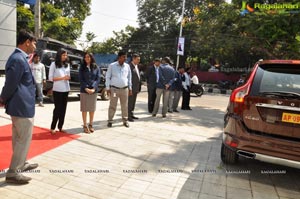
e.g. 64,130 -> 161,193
152,57 -> 175,117
0,30 -> 38,184
128,54 -> 141,122
145,58 -> 160,113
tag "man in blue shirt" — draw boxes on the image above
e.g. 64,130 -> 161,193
105,51 -> 132,127
0,30 -> 39,184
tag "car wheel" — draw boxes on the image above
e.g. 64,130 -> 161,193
101,90 -> 109,100
221,143 -> 238,164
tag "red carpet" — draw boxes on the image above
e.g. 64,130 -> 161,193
0,124 -> 80,170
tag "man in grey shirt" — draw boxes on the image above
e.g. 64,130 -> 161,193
105,51 -> 132,127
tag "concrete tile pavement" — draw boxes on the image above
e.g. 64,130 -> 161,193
1,77 -> 300,199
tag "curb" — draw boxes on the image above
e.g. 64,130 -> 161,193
204,86 -> 232,95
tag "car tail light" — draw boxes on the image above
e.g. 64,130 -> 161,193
230,83 -> 250,104
230,64 -> 258,115
224,134 -> 239,148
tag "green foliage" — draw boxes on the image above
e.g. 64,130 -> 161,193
81,0 -> 300,67
42,0 -> 91,20
17,3 -> 34,32
186,0 -> 300,68
87,26 -> 136,54
44,17 -> 81,44
90,38 -> 119,54
17,1 -> 91,45
79,32 -> 97,51
41,3 -> 61,22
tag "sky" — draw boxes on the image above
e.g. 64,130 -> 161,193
78,0 -> 139,47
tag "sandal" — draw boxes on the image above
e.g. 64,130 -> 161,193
88,124 -> 94,133
50,129 -> 56,135
83,125 -> 90,134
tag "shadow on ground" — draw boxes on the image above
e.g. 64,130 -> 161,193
71,100 -> 300,198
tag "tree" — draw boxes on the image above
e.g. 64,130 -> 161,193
83,0 -> 300,68
17,2 -> 34,32
90,38 -> 119,54
17,1 -> 92,45
79,31 -> 97,51
133,0 -> 222,64
42,0 -> 91,21
186,0 -> 300,68
134,0 -> 183,63
89,26 -> 137,54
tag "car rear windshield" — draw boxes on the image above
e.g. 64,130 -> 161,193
250,64 -> 300,95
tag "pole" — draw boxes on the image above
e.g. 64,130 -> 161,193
176,0 -> 186,70
34,0 -> 41,38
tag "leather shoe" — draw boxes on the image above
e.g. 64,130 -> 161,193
173,110 -> 179,113
132,116 -> 139,119
162,115 -> 167,118
107,123 -> 112,128
6,174 -> 32,184
128,118 -> 134,122
22,163 -> 38,172
123,122 -> 129,127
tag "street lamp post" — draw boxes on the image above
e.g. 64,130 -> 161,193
176,0 -> 186,70
34,0 -> 41,38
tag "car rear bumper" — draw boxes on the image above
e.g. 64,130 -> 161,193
223,116 -> 300,167
236,149 -> 300,169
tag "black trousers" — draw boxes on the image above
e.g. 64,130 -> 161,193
51,91 -> 69,130
128,92 -> 138,118
181,88 -> 191,109
147,87 -> 156,113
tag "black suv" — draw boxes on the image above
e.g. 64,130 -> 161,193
40,49 -> 108,101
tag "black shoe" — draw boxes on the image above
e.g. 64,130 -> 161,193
187,107 -> 192,110
152,114 -> 156,117
132,116 -> 139,119
181,108 -> 187,110
128,118 -> 134,122
168,110 -> 173,113
107,123 -> 112,128
22,163 -> 38,172
6,174 -> 32,184
123,122 -> 129,127
162,115 -> 167,118
173,110 -> 179,113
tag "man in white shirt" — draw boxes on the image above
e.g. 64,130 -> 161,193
30,53 -> 46,107
191,72 -> 199,85
181,68 -> 192,110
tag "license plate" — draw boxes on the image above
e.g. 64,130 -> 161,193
282,112 -> 300,124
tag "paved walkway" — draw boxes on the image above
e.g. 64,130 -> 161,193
0,77 -> 300,199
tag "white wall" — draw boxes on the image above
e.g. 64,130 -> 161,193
0,0 -> 16,71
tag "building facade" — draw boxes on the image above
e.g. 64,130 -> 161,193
0,0 -> 16,72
